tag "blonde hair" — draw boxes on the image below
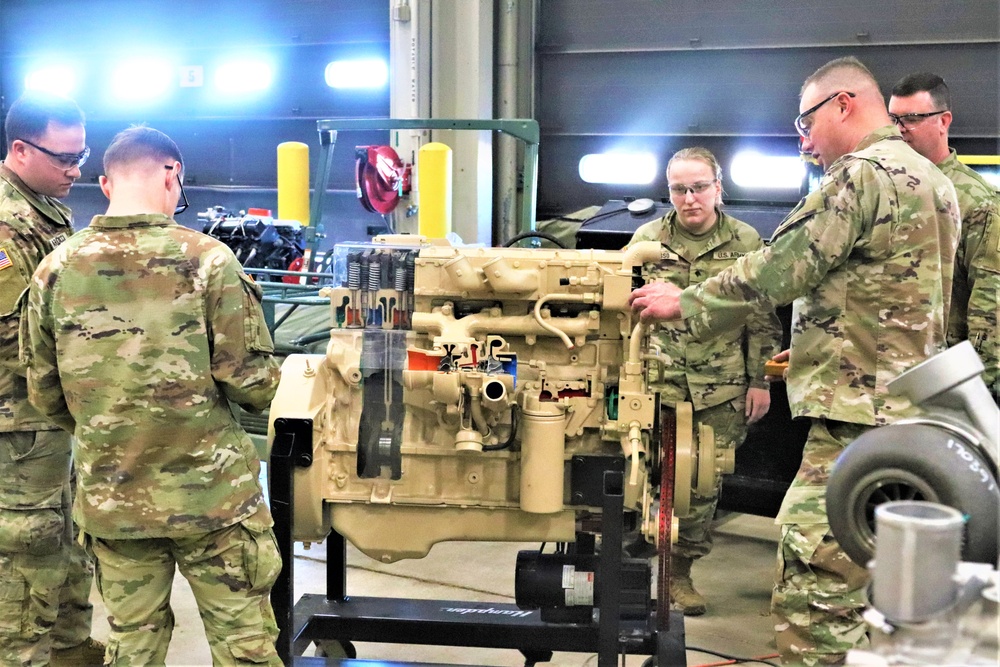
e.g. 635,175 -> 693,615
666,147 -> 724,207
666,147 -> 722,182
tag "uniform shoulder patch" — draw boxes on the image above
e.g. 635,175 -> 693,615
0,247 -> 13,271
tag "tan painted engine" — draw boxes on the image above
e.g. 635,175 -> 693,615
268,235 -> 732,563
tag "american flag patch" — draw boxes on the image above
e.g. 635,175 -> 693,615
0,249 -> 12,271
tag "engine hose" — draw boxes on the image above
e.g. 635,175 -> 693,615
483,405 -> 518,451
291,331 -> 332,347
501,231 -> 567,249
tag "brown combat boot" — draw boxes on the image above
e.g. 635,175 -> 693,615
669,555 -> 706,616
50,637 -> 107,666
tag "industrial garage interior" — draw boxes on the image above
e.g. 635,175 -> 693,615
92,515 -> 782,665
0,1 -> 997,665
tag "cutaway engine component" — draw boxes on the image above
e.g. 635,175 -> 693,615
356,330 -> 407,479
269,236 -> 724,563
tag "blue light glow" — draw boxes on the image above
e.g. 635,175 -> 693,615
730,151 -> 806,190
325,58 -> 389,89
25,66 -> 77,97
215,59 -> 274,94
578,152 -> 657,185
111,59 -> 174,103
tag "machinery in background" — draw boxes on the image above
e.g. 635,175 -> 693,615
827,342 -> 999,666
268,234 -> 735,665
199,206 -> 306,279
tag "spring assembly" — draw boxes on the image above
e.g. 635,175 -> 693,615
394,262 -> 407,291
347,253 -> 362,289
368,255 -> 382,292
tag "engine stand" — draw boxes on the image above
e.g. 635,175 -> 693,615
270,416 -> 685,666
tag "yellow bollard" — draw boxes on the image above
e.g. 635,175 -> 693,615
417,142 -> 452,238
277,141 -> 310,225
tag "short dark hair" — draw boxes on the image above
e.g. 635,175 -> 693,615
803,56 -> 881,96
891,73 -> 951,110
4,92 -> 85,150
103,125 -> 184,174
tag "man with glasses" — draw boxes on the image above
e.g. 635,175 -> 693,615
0,92 -> 104,666
629,57 -> 959,665
23,125 -> 282,666
890,72 -> 999,402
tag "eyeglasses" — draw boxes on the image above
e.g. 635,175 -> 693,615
795,91 -> 856,138
164,165 -> 189,215
668,180 -> 717,196
888,110 -> 947,130
19,139 -> 90,170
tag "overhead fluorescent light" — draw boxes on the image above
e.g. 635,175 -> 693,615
111,59 -> 174,103
25,65 -> 77,97
215,59 -> 274,94
730,151 -> 805,189
578,152 -> 657,185
325,58 -> 389,89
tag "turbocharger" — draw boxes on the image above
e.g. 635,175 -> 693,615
827,340 -> 999,567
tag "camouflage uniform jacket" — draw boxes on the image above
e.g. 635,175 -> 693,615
679,126 -> 959,427
939,149 -> 1000,397
23,213 -> 280,539
0,164 -> 73,433
629,210 -> 780,409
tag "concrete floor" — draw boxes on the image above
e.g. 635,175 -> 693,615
88,512 -> 781,667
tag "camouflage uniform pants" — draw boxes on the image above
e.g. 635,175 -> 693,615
88,510 -> 282,667
0,430 -> 94,667
771,419 -> 870,666
673,397 -> 747,560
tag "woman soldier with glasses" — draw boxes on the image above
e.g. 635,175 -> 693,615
625,147 -> 781,615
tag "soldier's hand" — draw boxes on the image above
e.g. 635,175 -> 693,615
629,281 -> 683,322
745,387 -> 771,424
764,349 -> 790,382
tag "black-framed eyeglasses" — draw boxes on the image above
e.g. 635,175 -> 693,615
795,91 -> 856,138
888,110 -> 947,129
19,138 -> 90,170
164,165 -> 189,215
668,180 -> 717,196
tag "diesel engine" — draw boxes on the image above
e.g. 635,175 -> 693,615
200,206 -> 306,277
268,235 -> 731,564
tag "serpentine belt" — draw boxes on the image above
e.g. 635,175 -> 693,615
657,406 -> 676,632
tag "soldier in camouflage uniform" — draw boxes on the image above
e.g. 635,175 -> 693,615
22,126 -> 282,666
627,147 -> 780,615
629,57 -> 959,665
0,93 -> 104,666
889,72 -> 1000,401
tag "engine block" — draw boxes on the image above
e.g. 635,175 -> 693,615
269,236 -> 728,562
